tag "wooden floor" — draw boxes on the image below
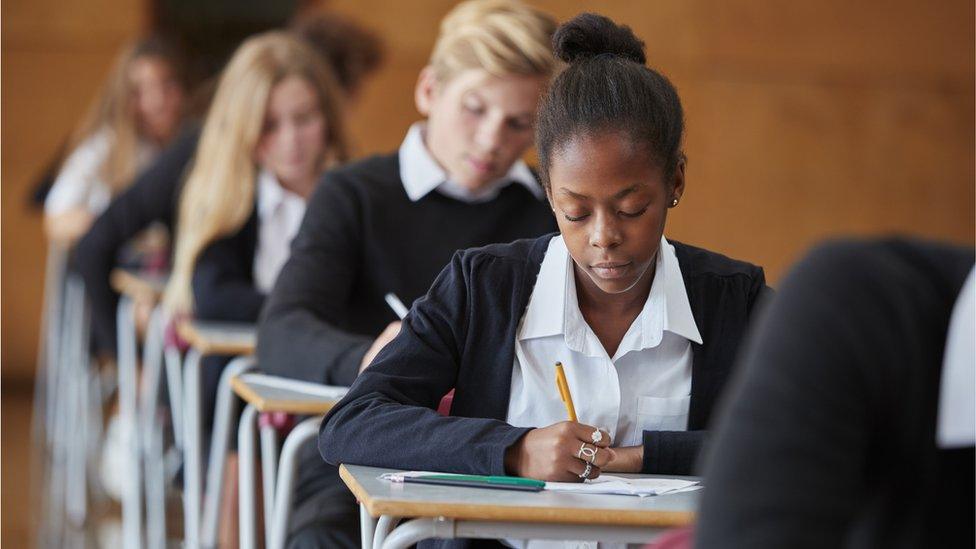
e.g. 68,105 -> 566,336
3,381 -> 37,547
1,380 -> 121,548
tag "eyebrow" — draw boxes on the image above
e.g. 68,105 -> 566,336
557,183 -> 642,201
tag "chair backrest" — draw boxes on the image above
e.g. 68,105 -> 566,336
436,389 -> 455,416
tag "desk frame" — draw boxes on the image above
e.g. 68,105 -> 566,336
341,465 -> 696,549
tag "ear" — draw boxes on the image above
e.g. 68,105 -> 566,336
670,155 -> 686,205
414,66 -> 439,117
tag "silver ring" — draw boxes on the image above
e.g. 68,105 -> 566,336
578,462 -> 593,479
591,430 -> 603,444
577,442 -> 596,462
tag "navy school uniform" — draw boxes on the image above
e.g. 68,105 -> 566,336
320,234 -> 769,549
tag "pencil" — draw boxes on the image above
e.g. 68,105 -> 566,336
554,361 -> 578,422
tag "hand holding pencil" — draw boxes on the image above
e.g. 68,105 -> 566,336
502,362 -> 614,482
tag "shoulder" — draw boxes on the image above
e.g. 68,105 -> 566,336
456,233 -> 556,272
61,127 -> 113,169
670,240 -> 765,284
322,152 -> 400,189
309,152 -> 401,207
789,237 -> 973,305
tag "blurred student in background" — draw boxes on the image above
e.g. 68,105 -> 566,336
162,30 -> 349,436
70,12 -> 383,361
257,1 -> 559,545
44,35 -> 187,244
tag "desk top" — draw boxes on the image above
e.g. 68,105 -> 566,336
231,373 -> 347,414
340,465 -> 697,527
110,269 -> 168,302
178,320 -> 256,356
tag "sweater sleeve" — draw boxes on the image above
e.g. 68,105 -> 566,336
257,175 -> 373,387
191,223 -> 264,323
319,251 -> 532,476
72,126 -> 199,356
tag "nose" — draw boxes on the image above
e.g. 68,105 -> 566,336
589,210 -> 622,250
473,113 -> 504,155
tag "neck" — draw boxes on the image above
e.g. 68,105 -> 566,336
278,173 -> 317,200
574,260 -> 655,319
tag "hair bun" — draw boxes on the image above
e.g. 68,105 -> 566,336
552,13 -> 646,65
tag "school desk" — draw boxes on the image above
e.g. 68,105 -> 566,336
340,464 -> 699,549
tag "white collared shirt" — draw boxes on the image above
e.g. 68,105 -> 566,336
253,169 -> 307,293
503,236 -> 702,549
397,122 -> 544,203
937,266 -> 975,448
45,127 -> 159,216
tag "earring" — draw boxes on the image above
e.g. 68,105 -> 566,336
671,198 -> 679,207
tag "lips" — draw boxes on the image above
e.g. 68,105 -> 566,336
466,156 -> 494,174
590,261 -> 633,280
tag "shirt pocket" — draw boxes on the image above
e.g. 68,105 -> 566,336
635,395 -> 691,433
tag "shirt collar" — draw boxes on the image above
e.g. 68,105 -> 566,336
397,122 -> 543,203
256,169 -> 303,218
518,235 -> 703,356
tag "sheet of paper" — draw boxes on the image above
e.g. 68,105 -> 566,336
381,471 -> 699,497
545,475 -> 700,497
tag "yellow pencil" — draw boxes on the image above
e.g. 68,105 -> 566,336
554,361 -> 578,422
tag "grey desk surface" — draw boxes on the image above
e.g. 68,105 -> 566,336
340,464 -> 698,527
231,373 -> 348,414
179,320 -> 256,355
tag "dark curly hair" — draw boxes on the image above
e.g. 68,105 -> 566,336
536,13 -> 685,191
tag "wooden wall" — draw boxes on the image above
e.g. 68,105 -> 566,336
3,0 -> 143,378
3,0 -> 974,378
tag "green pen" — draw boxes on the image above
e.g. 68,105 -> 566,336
403,474 -> 545,492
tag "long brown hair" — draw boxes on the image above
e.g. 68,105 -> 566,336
69,35 -> 187,194
164,31 -> 349,314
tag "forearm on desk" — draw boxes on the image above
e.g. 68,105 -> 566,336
257,309 -> 371,387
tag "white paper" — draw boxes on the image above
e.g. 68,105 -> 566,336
545,475 -> 699,497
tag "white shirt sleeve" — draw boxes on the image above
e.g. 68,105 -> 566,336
44,129 -> 113,216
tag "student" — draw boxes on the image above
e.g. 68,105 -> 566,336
319,13 -> 767,548
44,35 -> 186,244
71,12 -> 383,360
257,1 -> 558,546
161,31 -> 348,414
695,239 -> 975,549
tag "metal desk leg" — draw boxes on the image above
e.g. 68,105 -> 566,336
201,356 -> 257,547
182,348 -> 203,549
373,515 -> 401,549
259,421 -> 279,541
117,296 -> 143,546
145,417 -> 167,549
164,345 -> 184,450
360,503 -> 377,549
238,404 -> 259,549
381,518 -> 448,549
268,418 -> 320,549
139,306 -> 165,448
139,307 -> 166,549
65,277 -> 91,527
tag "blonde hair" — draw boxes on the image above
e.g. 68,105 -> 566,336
164,31 -> 349,314
429,0 -> 557,81
71,36 -> 186,194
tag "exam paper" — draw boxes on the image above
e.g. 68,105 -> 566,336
381,471 -> 700,497
544,475 -> 700,497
